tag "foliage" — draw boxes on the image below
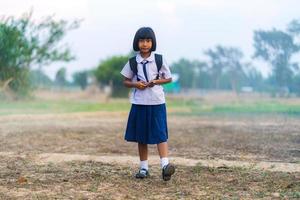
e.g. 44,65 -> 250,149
253,29 -> 299,89
30,69 -> 53,88
171,59 -> 207,89
0,11 -> 79,98
73,71 -> 88,90
55,67 -> 67,88
205,45 -> 247,92
94,55 -> 129,97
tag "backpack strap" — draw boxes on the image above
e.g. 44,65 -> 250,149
129,54 -> 163,81
154,54 -> 163,80
129,56 -> 139,81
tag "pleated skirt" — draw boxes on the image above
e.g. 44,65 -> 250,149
124,104 -> 168,144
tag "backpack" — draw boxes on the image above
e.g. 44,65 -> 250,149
129,54 -> 163,81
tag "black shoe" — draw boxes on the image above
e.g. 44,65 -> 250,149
162,164 -> 175,181
135,168 -> 149,179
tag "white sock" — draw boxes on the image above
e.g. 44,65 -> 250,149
140,160 -> 148,170
160,157 -> 169,169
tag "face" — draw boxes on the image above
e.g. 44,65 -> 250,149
138,38 -> 152,53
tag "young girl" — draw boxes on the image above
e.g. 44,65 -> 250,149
120,27 -> 175,181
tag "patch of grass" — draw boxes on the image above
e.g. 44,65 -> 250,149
211,101 -> 300,115
1,97 -> 300,117
291,191 -> 300,198
170,99 -> 300,117
0,99 -> 130,115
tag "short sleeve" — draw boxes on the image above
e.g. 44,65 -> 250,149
120,61 -> 134,79
159,57 -> 172,79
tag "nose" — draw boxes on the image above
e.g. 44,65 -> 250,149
142,41 -> 147,46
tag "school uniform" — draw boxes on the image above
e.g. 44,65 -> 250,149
120,52 -> 172,144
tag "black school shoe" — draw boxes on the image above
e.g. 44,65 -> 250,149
162,164 -> 175,181
135,168 -> 150,179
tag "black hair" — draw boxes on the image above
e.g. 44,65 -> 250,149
133,27 -> 157,51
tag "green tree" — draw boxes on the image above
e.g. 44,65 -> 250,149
205,45 -> 246,93
204,46 -> 227,89
0,11 -> 79,98
55,67 -> 67,88
290,72 -> 300,96
30,69 -> 53,88
288,19 -> 300,44
287,20 -> 300,96
253,29 -> 299,90
94,55 -> 129,97
222,47 -> 245,93
193,60 -> 208,89
73,71 -> 88,90
244,67 -> 264,92
171,59 -> 206,89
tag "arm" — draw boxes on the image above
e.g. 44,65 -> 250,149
148,78 -> 172,87
123,77 -> 148,90
152,78 -> 172,85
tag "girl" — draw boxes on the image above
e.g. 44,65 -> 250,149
120,27 -> 175,181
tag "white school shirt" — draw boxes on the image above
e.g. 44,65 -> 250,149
120,52 -> 172,105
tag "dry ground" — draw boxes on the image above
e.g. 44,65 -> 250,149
0,112 -> 299,199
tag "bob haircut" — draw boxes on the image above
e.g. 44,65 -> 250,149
133,27 -> 157,51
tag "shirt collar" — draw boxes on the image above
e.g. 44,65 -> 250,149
136,52 -> 155,63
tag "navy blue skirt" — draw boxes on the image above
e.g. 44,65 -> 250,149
124,104 -> 168,144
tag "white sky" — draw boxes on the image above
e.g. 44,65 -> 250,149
1,0 -> 300,80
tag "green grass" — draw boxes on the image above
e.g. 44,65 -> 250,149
212,102 -> 300,114
166,98 -> 300,116
1,98 -> 300,117
0,99 -> 130,115
204,102 -> 300,116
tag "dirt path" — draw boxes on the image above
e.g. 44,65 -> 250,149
1,152 -> 299,173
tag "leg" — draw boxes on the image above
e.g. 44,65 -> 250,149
138,143 -> 148,161
136,143 -> 149,179
157,142 -> 168,158
157,142 -> 175,181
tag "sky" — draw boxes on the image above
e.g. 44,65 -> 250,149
1,0 -> 300,80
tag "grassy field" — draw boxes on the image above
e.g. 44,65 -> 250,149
1,95 -> 300,116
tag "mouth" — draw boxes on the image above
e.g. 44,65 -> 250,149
141,48 -> 150,51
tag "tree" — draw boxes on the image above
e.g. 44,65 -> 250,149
222,47 -> 245,93
0,11 -> 79,98
55,67 -> 67,88
30,69 -> 53,88
204,46 -> 228,89
171,59 -> 207,89
253,29 -> 299,89
288,19 -> 300,45
287,20 -> 300,96
244,66 -> 265,92
192,60 -> 208,89
73,71 -> 88,90
290,72 -> 300,96
205,45 -> 246,93
94,55 -> 129,97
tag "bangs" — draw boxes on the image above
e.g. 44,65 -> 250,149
137,28 -> 155,40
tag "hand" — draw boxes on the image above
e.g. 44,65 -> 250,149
147,80 -> 157,88
136,81 -> 147,90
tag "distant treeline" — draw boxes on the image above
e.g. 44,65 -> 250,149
1,12 -> 300,99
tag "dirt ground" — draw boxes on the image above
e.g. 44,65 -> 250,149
0,112 -> 299,199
